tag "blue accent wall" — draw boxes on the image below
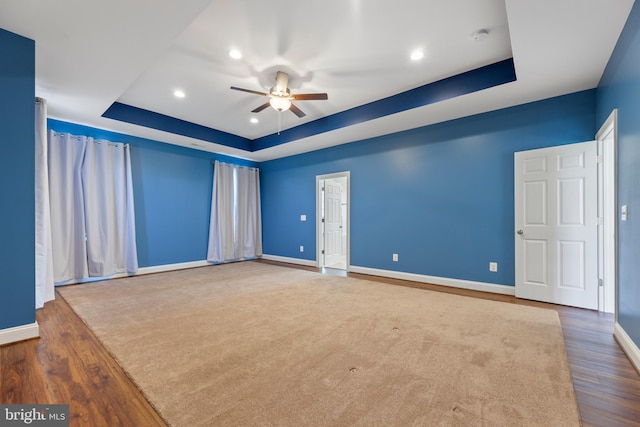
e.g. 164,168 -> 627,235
47,119 -> 256,268
261,90 -> 597,286
0,29 -> 35,329
597,0 -> 640,347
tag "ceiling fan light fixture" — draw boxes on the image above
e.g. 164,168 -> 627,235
269,97 -> 292,112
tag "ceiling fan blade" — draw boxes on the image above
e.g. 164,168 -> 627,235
230,86 -> 268,97
289,103 -> 306,118
251,102 -> 271,113
292,93 -> 328,101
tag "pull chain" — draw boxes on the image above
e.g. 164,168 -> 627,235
277,111 -> 282,135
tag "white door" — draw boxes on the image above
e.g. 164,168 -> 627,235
515,141 -> 598,309
323,179 -> 345,268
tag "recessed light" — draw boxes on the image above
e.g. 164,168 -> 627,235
174,90 -> 185,98
250,117 -> 259,124
410,50 -> 424,61
229,49 -> 242,59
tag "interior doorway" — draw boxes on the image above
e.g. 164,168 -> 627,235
514,110 -> 617,313
317,172 -> 350,271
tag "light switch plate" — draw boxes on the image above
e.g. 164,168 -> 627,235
621,205 -> 628,221
300,215 -> 306,221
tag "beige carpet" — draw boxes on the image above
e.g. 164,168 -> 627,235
59,262 -> 580,426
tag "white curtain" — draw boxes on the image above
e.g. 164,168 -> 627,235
82,140 -> 138,276
207,161 -> 262,263
48,132 -> 138,282
208,161 -> 235,262
236,164 -> 262,259
49,132 -> 89,281
34,98 -> 55,308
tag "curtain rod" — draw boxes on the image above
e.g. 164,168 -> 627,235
51,132 -> 129,148
212,160 -> 260,171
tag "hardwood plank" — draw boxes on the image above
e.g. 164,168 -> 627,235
1,338 -> 47,403
1,259 -> 639,426
0,292 -> 166,426
577,389 -> 640,427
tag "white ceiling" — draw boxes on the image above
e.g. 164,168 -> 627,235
0,0 -> 634,161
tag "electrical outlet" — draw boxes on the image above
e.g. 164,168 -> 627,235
300,214 -> 306,221
300,245 -> 304,252
489,262 -> 498,272
392,253 -> 398,262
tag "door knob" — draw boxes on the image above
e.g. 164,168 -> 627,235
517,229 -> 524,235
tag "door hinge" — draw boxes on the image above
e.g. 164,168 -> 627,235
322,250 -> 325,254
599,278 -> 604,287
322,218 -> 325,223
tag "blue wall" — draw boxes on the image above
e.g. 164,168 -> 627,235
597,0 -> 640,347
47,120 -> 256,268
261,90 -> 597,286
0,29 -> 35,329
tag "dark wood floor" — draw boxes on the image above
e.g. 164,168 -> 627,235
2,260 -> 639,426
0,289 -> 166,426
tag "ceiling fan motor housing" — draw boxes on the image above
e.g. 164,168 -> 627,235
270,87 -> 291,98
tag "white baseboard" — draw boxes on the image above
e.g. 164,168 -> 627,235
137,260 -> 210,275
260,255 -> 515,296
260,254 -> 317,267
76,256 -> 514,299
0,322 -> 40,346
56,260 -> 211,286
349,266 -> 516,296
614,322 -> 640,374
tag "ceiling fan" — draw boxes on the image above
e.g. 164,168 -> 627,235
230,71 -> 328,118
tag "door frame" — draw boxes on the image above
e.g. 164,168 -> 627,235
596,109 -> 618,314
316,171 -> 350,270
